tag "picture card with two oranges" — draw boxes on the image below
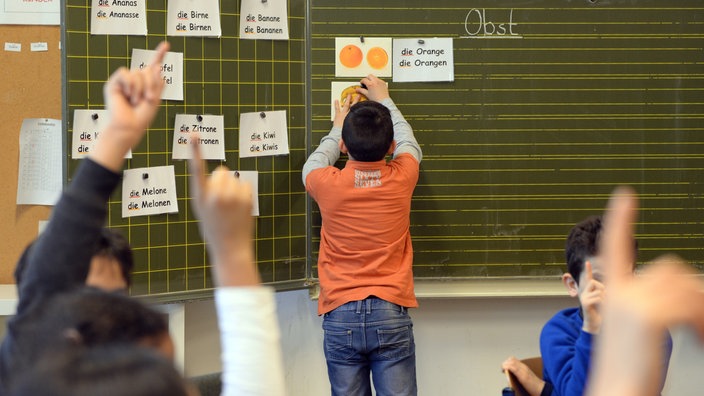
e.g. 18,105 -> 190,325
335,37 -> 392,78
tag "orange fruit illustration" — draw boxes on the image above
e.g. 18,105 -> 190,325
366,47 -> 388,70
339,45 -> 363,68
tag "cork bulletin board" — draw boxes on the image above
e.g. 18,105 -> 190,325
0,25 -> 61,284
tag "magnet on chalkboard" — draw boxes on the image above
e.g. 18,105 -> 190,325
196,114 -> 203,122
418,39 -> 425,44
360,36 -> 365,43
260,112 -> 266,119
142,173 -> 149,180
91,113 -> 99,121
234,171 -> 240,178
262,0 -> 267,3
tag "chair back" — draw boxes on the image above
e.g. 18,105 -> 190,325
505,356 -> 543,396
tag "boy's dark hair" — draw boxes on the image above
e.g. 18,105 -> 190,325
565,215 -> 637,285
7,289 -> 170,391
94,228 -> 134,287
565,216 -> 603,285
36,288 -> 168,347
11,345 -> 188,396
341,101 -> 394,162
14,227 -> 133,287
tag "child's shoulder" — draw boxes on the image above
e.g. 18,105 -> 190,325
543,307 -> 582,330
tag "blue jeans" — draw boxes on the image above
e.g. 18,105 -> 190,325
323,297 -> 417,396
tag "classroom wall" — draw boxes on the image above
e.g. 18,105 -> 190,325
182,289 -> 704,395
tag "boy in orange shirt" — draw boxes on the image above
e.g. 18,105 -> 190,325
303,74 -> 422,396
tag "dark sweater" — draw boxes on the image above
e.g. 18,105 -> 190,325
0,159 -> 120,394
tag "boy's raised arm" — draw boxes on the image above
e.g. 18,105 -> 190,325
587,187 -> 704,396
188,138 -> 286,395
301,91 -> 360,186
90,41 -> 169,172
357,74 -> 422,162
15,43 -> 169,311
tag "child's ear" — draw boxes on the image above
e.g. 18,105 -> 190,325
562,273 -> 579,297
339,139 -> 348,154
387,140 -> 397,155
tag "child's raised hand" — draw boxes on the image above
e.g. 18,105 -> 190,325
601,187 -> 704,335
587,187 -> 704,396
357,74 -> 390,103
188,135 -> 259,287
333,94 -> 360,128
91,41 -> 169,172
579,261 -> 605,334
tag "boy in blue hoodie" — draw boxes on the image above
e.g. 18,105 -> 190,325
539,215 -> 672,396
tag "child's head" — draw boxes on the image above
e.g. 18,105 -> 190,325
563,215 -> 637,290
86,228 -> 134,290
34,288 -> 173,361
15,228 -> 133,292
11,345 -> 191,396
341,101 -> 394,162
565,215 -> 604,286
9,289 -> 175,392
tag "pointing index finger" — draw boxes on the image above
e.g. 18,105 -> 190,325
602,186 -> 638,287
148,41 -> 170,68
584,261 -> 594,284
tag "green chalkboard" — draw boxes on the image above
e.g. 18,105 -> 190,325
62,1 -> 704,297
62,0 -> 308,299
309,0 -> 704,279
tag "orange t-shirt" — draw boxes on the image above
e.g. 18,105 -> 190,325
306,154 -> 420,314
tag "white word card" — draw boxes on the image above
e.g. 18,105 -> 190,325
90,0 -> 147,36
167,0 -> 221,37
172,114 -> 225,160
239,110 -> 289,158
16,118 -> 62,206
239,0 -> 289,40
1,0 -> 59,25
72,109 -> 132,159
5,42 -> 21,52
392,38 -> 454,83
122,166 -> 178,218
231,170 -> 259,216
130,48 -> 184,101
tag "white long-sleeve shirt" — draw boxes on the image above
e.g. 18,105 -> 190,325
216,287 -> 286,396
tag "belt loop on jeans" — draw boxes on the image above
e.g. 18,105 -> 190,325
399,305 -> 406,314
365,298 -> 372,314
355,300 -> 363,314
